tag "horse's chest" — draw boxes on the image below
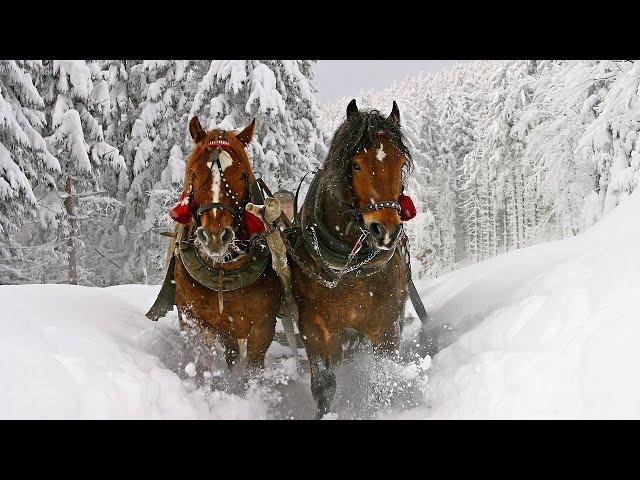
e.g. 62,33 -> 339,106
174,259 -> 280,337
293,257 -> 407,333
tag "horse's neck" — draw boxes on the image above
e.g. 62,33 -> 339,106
314,172 -> 360,246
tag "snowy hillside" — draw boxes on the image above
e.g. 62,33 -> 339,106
2,190 -> 640,419
404,189 -> 640,419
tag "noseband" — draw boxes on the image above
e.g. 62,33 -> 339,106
355,201 -> 401,217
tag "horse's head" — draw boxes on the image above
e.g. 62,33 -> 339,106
336,99 -> 414,251
180,116 -> 258,261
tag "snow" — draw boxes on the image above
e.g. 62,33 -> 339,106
247,64 -> 286,118
2,189 -> 640,418
396,188 -> 640,419
0,284 -> 271,419
0,143 -> 36,203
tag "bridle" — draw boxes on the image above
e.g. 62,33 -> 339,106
345,134 -> 408,233
180,130 -> 266,260
190,130 -> 247,229
187,130 -> 266,229
354,200 -> 402,217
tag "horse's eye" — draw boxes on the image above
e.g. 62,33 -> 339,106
352,163 -> 361,171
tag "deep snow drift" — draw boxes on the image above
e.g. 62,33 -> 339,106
2,190 -> 640,419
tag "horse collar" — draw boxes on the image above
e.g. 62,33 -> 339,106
299,174 -> 394,276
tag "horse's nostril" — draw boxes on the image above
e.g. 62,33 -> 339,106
197,227 -> 209,244
370,222 -> 385,238
220,227 -> 234,245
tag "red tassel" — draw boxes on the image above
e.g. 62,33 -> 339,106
398,194 -> 417,221
243,210 -> 265,236
169,192 -> 193,224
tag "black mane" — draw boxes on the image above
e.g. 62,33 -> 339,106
325,109 -> 412,171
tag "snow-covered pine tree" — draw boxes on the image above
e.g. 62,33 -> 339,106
0,61 -> 59,235
460,148 -> 483,262
569,60 -> 621,220
80,60 -> 145,285
0,60 -> 60,283
34,60 -> 125,284
113,60 -> 190,283
396,94 -> 442,272
581,61 -> 640,217
190,60 -> 326,195
439,71 -> 478,261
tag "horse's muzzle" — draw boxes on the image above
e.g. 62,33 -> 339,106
195,226 -> 235,258
366,221 -> 401,250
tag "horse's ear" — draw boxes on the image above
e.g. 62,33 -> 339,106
189,116 -> 206,143
236,118 -> 256,145
346,99 -> 359,120
388,101 -> 400,125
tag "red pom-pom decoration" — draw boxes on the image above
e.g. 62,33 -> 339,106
243,210 -> 265,236
398,194 -> 417,221
169,192 -> 193,224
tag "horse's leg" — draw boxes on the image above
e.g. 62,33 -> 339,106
309,354 -> 337,419
218,332 -> 240,371
300,318 -> 339,419
177,307 -> 188,332
246,315 -> 276,376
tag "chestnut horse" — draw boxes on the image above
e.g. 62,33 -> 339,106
170,117 -> 281,378
288,100 -> 414,418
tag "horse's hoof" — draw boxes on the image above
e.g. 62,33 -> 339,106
314,409 -> 337,420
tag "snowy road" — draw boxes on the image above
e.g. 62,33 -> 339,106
0,283 -> 430,419
2,190 -> 640,419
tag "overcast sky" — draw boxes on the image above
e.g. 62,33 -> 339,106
312,60 -> 464,105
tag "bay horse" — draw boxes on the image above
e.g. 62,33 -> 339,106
165,117 -> 282,379
288,100 -> 415,418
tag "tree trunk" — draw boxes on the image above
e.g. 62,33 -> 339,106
64,177 -> 78,285
520,172 -> 526,245
503,193 -> 508,253
513,176 -> 520,249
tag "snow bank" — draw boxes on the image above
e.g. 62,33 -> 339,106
0,284 -> 277,419
398,189 -> 640,419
